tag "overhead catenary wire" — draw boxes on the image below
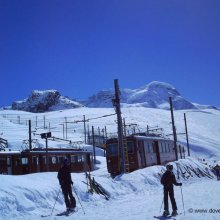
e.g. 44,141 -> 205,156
65,113 -> 117,124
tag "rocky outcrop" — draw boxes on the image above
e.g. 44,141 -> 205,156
11,90 -> 83,113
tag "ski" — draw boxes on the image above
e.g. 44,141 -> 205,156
66,210 -> 76,216
154,215 -> 176,220
41,214 -> 52,218
56,208 -> 78,216
154,212 -> 182,220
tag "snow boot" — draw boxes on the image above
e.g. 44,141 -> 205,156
163,210 -> 170,217
66,208 -> 72,213
69,207 -> 75,212
171,210 -> 178,216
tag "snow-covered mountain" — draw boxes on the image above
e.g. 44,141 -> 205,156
84,81 -> 216,110
5,81 -> 218,112
10,90 -> 83,113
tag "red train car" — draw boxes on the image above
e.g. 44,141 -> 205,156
0,148 -> 93,175
106,134 -> 185,177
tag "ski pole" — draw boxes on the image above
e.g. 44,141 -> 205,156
160,196 -> 164,213
72,185 -> 85,215
180,186 -> 185,215
50,188 -> 61,216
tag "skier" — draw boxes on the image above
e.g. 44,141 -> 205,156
57,157 -> 76,213
161,164 -> 182,217
214,164 -> 220,180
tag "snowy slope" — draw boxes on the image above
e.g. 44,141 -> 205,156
1,107 -> 220,159
0,107 -> 220,220
0,156 -> 219,220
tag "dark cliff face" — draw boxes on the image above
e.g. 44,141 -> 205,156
11,90 -> 82,113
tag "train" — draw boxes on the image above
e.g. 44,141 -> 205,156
0,148 -> 93,175
106,133 -> 185,177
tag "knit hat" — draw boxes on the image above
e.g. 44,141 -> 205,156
63,157 -> 70,166
166,164 -> 173,171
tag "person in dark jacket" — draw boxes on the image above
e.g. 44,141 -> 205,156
161,164 -> 182,217
57,157 -> 76,212
214,164 -> 220,180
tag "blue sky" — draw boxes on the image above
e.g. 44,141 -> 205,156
0,0 -> 220,107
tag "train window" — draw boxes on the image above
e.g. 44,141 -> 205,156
152,143 -> 157,153
51,156 -> 57,164
77,155 -> 83,163
127,142 -> 134,154
0,158 -> 7,166
21,157 -> 28,165
42,156 -> 46,164
15,158 -> 20,166
71,155 -> 76,163
7,157 -> 11,166
107,143 -> 118,156
32,157 -> 39,165
147,143 -> 152,153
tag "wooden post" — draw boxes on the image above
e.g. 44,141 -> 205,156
104,126 -> 107,157
87,125 -> 90,144
169,97 -> 178,161
184,113 -> 190,156
65,117 -> 67,139
28,120 -> 32,151
92,126 -> 96,164
113,79 -> 125,173
45,137 -> 49,172
62,124 -> 65,139
43,116 -> 46,129
17,116 -> 20,124
83,115 -> 87,144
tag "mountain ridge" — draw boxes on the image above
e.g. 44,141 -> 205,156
3,81 -> 219,112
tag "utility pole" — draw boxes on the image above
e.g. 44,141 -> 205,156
18,116 -> 20,124
59,123 -> 65,139
112,79 -> 125,173
169,97 -> 178,161
92,126 -> 96,164
184,113 -> 190,156
87,125 -> 90,144
40,132 -> 51,172
83,115 -> 87,144
45,136 -> 49,171
65,117 -> 67,139
43,116 -> 46,129
28,120 -> 32,151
